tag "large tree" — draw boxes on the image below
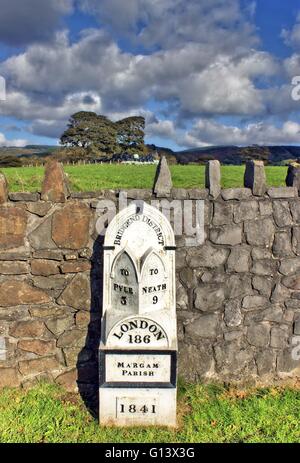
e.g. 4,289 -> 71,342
60,112 -> 145,157
116,116 -> 145,155
60,111 -> 117,155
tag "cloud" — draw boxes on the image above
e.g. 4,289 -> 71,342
0,27 -> 279,123
0,132 -> 27,147
146,118 -> 177,139
29,120 -> 67,139
0,0 -> 298,148
0,0 -> 73,46
281,12 -> 300,49
0,88 -> 102,123
244,1 -> 256,18
184,119 -> 300,147
80,0 -> 257,51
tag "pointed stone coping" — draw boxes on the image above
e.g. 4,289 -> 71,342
0,173 -> 8,204
41,160 -> 70,203
205,160 -> 221,199
153,156 -> 173,197
244,160 -> 267,196
286,163 -> 300,193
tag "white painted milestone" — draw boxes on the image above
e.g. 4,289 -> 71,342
99,202 -> 177,427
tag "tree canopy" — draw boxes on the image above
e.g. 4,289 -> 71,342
60,112 -> 145,157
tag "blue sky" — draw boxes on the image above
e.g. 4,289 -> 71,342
1,0 -> 300,150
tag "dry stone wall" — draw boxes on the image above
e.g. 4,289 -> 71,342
0,159 -> 300,401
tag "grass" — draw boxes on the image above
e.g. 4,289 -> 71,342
0,382 -> 299,443
0,164 -> 288,192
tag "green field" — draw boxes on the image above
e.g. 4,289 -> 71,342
0,164 -> 288,192
0,382 -> 299,443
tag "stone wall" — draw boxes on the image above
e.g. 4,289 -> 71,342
0,159 -> 300,403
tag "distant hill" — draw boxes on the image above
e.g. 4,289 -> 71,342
0,145 -> 57,158
1,143 -> 300,165
175,145 -> 300,165
145,144 -> 177,164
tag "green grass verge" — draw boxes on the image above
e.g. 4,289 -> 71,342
0,165 -> 288,192
0,382 -> 299,443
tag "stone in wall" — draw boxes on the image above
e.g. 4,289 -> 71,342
270,282 -> 290,303
45,315 -> 75,337
31,259 -> 60,276
194,284 -> 225,312
213,202 -> 233,225
28,215 -> 56,250
9,320 -> 53,338
176,282 -> 189,311
26,202 -> 52,217
252,259 -> 277,276
186,243 -> 229,268
32,275 -> 72,291
0,207 -> 27,249
178,343 -> 214,382
224,299 -> 243,327
179,268 -> 198,289
0,261 -> 29,275
277,349 -> 300,375
19,356 -> 61,376
60,261 -> 91,273
280,258 -> 300,275
57,272 -> 91,310
290,200 -> 300,222
246,324 -> 270,348
244,217 -> 275,247
252,275 -> 273,298
268,187 -> 297,199
259,201 -> 273,216
221,188 -> 252,200
210,224 -> 242,246
292,227 -> 300,255
273,231 -> 293,257
226,274 -> 252,299
273,201 -> 293,227
255,350 -> 276,376
270,326 -> 289,349
18,339 -> 56,356
57,329 -> 86,348
0,368 -> 20,388
282,273 -> 300,290
52,203 -> 91,249
233,201 -> 258,223
55,369 -> 78,392
214,340 -> 256,381
0,281 -> 51,307
226,246 -> 251,273
185,313 -> 219,340
242,295 -> 269,310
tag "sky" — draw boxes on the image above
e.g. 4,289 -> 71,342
1,1 -> 300,151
